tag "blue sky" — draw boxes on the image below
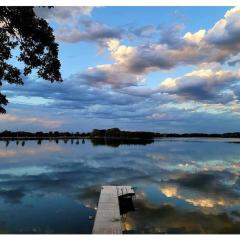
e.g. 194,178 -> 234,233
1,6 -> 240,133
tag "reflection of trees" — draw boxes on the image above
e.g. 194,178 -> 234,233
37,139 -> 42,145
91,138 -> 154,147
21,141 -> 25,146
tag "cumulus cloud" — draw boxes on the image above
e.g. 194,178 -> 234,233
103,36 -> 236,77
56,19 -> 122,43
206,6 -> 240,48
79,33 -> 237,91
3,6 -> 240,132
36,6 -> 240,71
35,6 -> 240,63
34,7 -> 122,43
79,6 -> 240,90
159,69 -> 240,102
106,40 -> 177,73
159,24 -> 185,48
79,36 -> 238,91
80,63 -> 144,88
184,29 -> 206,44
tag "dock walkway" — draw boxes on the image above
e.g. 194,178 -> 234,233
92,185 -> 134,234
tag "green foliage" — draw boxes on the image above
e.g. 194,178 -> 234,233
0,7 -> 62,113
91,129 -> 106,137
90,128 -> 154,139
106,128 -> 120,137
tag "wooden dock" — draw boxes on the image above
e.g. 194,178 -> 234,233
92,186 -> 134,234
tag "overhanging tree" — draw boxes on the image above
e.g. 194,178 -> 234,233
0,6 -> 62,113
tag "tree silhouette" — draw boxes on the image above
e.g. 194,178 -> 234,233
0,7 -> 62,113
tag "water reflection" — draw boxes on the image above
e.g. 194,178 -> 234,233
90,138 -> 154,147
124,200 -> 240,234
0,139 -> 239,233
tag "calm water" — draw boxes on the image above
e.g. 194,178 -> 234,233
0,138 -> 240,234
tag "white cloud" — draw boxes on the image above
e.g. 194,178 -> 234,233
80,63 -> 144,88
159,68 -> 240,102
206,6 -> 240,48
184,29 -> 206,44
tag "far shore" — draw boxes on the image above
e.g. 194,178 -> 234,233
1,136 -> 240,141
1,128 -> 240,141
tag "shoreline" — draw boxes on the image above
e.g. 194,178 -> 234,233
0,136 -> 240,141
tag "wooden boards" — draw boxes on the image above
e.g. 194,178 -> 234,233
92,185 -> 134,234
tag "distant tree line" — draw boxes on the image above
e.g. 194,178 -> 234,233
0,130 -> 89,139
91,128 -> 154,139
154,132 -> 240,138
0,128 -> 240,140
91,128 -> 240,139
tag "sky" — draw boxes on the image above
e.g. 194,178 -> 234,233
1,6 -> 240,133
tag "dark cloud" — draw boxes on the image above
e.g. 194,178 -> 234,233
159,24 -> 185,49
79,64 -> 144,88
2,73 -> 169,129
159,69 -> 240,103
2,75 -> 150,110
128,25 -> 158,38
128,46 -> 175,73
206,7 -> 240,49
57,19 -> 122,43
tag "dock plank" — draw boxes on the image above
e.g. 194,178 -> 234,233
92,186 -> 122,234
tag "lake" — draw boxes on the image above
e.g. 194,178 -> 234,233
0,138 -> 239,234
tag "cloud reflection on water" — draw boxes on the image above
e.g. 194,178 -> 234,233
0,139 -> 239,233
